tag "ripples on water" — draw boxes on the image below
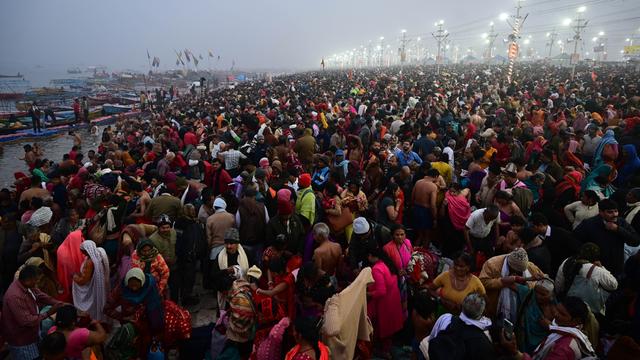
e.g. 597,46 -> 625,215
0,127 -> 103,189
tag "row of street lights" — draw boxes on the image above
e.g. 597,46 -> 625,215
324,5 -> 637,75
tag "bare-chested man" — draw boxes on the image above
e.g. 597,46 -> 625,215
312,223 -> 342,277
129,181 -> 151,223
411,168 -> 440,247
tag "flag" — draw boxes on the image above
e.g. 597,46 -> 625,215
199,54 -> 203,60
147,49 -> 151,60
176,59 -> 180,66
152,57 -> 160,67
208,50 -> 214,58
217,55 -> 221,60
193,57 -> 199,67
184,50 -> 191,62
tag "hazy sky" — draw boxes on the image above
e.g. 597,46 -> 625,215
1,0 -> 638,73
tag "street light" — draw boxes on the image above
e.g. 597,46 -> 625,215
577,6 -> 586,13
401,29 -> 407,33
499,12 -> 509,21
592,37 -> 598,42
524,39 -> 530,45
598,31 -> 605,36
562,18 -> 572,26
481,33 -> 488,39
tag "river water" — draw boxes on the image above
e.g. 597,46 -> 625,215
0,127 -> 102,189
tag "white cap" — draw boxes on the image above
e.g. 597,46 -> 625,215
213,197 -> 227,210
352,217 -> 370,235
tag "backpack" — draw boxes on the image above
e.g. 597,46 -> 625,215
567,264 -> 609,314
429,316 -> 492,360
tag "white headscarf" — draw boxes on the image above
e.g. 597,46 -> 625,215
72,240 -> 110,321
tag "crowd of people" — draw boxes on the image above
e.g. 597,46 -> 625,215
1,61 -> 640,360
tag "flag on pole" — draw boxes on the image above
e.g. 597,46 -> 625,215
193,57 -> 199,67
147,49 -> 151,60
208,50 -> 214,58
176,59 -> 180,66
184,50 -> 191,62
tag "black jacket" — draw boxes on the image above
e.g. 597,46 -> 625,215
543,225 -> 580,278
574,215 -> 640,275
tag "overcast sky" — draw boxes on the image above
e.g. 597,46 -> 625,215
1,0 -> 638,73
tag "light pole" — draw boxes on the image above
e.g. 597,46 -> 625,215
484,22 -> 499,63
379,37 -> 385,67
400,29 -> 408,67
505,0 -> 528,83
569,6 -> 588,79
546,29 -> 558,58
432,20 -> 448,75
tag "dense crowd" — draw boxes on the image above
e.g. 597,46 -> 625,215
1,62 -> 640,360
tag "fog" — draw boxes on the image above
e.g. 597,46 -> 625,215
1,0 -> 638,74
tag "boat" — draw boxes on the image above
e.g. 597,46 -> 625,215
102,104 -> 132,115
0,73 -> 23,78
0,74 -> 30,99
88,93 -> 115,105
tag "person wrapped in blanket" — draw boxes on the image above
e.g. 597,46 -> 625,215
103,268 -> 191,358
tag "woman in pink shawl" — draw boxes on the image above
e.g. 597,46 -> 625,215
56,229 -> 85,302
366,245 -> 404,358
441,184 -> 472,257
383,224 -> 413,320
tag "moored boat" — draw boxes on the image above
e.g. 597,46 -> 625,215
102,104 -> 132,115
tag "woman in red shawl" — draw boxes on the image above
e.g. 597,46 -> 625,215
525,136 -> 546,163
56,229 -> 85,302
552,171 -> 583,224
257,257 -> 296,321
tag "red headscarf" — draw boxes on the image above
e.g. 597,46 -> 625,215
555,171 -> 583,197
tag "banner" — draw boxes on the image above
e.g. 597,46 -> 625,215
508,43 -> 519,59
624,45 -> 640,55
593,45 -> 605,53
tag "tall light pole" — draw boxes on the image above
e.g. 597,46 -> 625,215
378,36 -> 385,67
569,6 -> 588,79
399,29 -> 408,67
505,0 -> 528,83
484,22 -> 499,63
432,20 -> 448,75
546,29 -> 558,58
